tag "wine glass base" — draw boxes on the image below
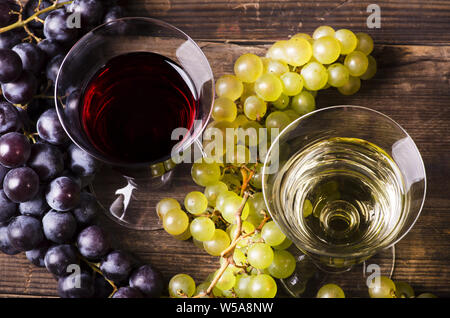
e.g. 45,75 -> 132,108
90,165 -> 176,231
280,246 -> 395,298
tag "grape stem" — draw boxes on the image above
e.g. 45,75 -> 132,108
79,255 -> 118,297
0,0 -> 73,34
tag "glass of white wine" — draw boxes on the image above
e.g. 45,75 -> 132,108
262,105 -> 426,296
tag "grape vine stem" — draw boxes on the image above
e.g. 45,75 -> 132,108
0,0 -> 73,34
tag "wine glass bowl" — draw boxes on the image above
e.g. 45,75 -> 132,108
54,17 -> 214,230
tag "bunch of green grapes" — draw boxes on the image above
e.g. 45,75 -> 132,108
158,26 -> 379,298
316,276 -> 437,298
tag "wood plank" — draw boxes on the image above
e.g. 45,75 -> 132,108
123,0 -> 450,45
0,39 -> 449,297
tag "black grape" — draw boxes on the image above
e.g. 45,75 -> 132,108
0,164 -> 8,189
12,42 -> 46,74
46,54 -> 64,83
0,189 -> 17,224
25,239 -> 50,267
42,210 -> 77,243
129,265 -> 164,297
1,70 -> 38,105
100,250 -> 134,283
72,192 -> 99,226
0,132 -> 31,168
27,142 -> 64,181
58,271 -> 94,298
24,0 -> 52,29
46,176 -> 81,211
68,0 -> 104,28
77,225 -> 110,259
44,244 -> 78,277
0,1 -> 12,27
7,215 -> 43,251
0,225 -> 20,255
67,143 -> 99,178
19,188 -> 48,218
112,286 -> 144,298
0,48 -> 22,83
25,98 -> 52,124
36,108 -> 70,145
37,39 -> 65,60
0,101 -> 21,134
3,167 -> 39,203
103,6 -> 124,24
43,9 -> 79,43
0,29 -> 26,50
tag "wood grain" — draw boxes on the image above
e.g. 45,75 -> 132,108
1,0 -> 450,298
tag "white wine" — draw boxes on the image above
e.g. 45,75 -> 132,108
272,137 -> 409,260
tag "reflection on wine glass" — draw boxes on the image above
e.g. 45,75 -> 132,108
262,105 -> 426,296
55,18 -> 214,230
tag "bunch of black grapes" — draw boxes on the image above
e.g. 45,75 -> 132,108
0,0 -> 164,298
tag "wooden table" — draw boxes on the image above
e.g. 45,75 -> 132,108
0,0 -> 449,298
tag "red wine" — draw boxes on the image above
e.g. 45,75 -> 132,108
81,52 -> 197,164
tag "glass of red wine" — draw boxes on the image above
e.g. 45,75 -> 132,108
55,18 -> 214,230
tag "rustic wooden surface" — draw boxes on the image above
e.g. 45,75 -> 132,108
1,0 -> 450,298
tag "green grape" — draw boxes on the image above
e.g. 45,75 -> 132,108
233,248 -> 248,267
195,282 -> 210,297
338,76 -> 361,95
249,165 -> 263,189
238,121 -> 265,148
220,173 -> 241,192
272,93 -> 290,110
268,250 -> 296,279
168,274 -> 196,298
191,161 -> 221,186
232,114 -> 250,127
262,58 -> 289,77
225,144 -> 252,165
291,91 -> 316,115
334,29 -> 357,54
214,267 -> 236,291
163,209 -> 189,236
243,95 -> 267,120
193,237 -> 204,249
312,25 -> 335,39
265,111 -> 291,132
300,62 -> 328,91
360,55 -> 377,80
284,38 -> 313,66
312,36 -> 341,64
248,274 -> 277,298
302,199 -> 313,217
203,229 -> 231,256
273,237 -> 293,250
240,82 -> 255,103
283,109 -> 300,122
247,243 -> 274,269
248,192 -> 267,216
216,190 -> 238,211
234,274 -> 252,298
280,72 -> 303,96
190,217 -> 215,242
291,32 -> 313,42
254,73 -> 283,102
316,283 -> 345,298
368,276 -> 396,298
212,97 -> 237,122
394,281 -> 415,298
417,293 -> 437,298
355,32 -> 374,55
150,162 -> 165,177
327,63 -> 350,87
266,40 -> 288,62
215,74 -> 244,101
229,221 -> 255,239
261,221 -> 286,246
156,198 -> 181,220
220,194 -> 250,223
174,227 -> 192,241
184,191 -> 208,215
234,53 -> 264,83
204,181 -> 228,206
344,51 -> 369,76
